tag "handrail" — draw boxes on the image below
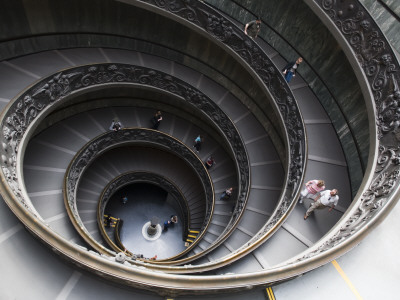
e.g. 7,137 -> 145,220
97,171 -> 198,261
0,0 -> 313,293
122,0 -> 307,267
0,59 -> 254,267
98,171 -> 190,245
101,216 -> 134,256
101,214 -> 125,254
276,0 -> 400,265
114,219 -> 134,256
114,219 -> 124,250
206,0 -> 364,191
64,128 -> 214,257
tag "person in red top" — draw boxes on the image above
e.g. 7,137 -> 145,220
299,179 -> 325,204
205,156 -> 216,169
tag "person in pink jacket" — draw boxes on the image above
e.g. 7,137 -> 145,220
299,179 -> 325,204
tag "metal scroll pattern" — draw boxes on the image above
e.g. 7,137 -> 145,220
0,64 -> 247,226
99,172 -> 190,238
139,0 -> 306,253
295,0 -> 400,260
66,129 -> 212,238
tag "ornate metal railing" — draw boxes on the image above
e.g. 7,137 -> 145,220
0,0 -> 329,294
113,218 -> 134,257
0,61 -> 251,248
114,219 -> 127,252
0,0 -> 307,280
143,0 -> 400,280
116,0 -> 307,267
273,0 -> 400,265
64,128 -> 213,255
98,171 -> 190,246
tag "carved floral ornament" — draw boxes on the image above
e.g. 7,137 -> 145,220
99,171 -> 189,227
0,0 -> 395,288
0,63 -> 265,267
0,63 -> 305,262
65,129 -> 211,238
140,0 -> 306,173
138,0 -> 307,235
0,64 -> 250,213
0,0 -> 339,287
287,0 -> 400,262
117,0 -> 400,275
0,0 -> 306,282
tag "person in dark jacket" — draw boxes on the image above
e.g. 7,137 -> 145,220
244,17 -> 262,39
109,119 -> 122,131
151,111 -> 163,130
220,187 -> 233,200
282,57 -> 303,82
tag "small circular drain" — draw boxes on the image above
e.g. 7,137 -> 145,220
142,221 -> 162,241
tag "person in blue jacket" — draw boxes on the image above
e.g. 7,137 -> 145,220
282,57 -> 303,82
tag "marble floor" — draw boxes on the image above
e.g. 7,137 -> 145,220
105,183 -> 186,259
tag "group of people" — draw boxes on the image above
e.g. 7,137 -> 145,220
300,179 -> 339,220
216,178 -> 338,220
109,114 -> 208,157
109,110 -> 163,133
131,253 -> 158,261
109,113 -> 219,175
109,119 -> 123,131
244,17 -> 303,83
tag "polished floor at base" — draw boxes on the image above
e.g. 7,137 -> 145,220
105,183 -> 186,259
272,198 -> 400,300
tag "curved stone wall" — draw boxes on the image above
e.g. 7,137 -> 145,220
98,171 -> 190,246
359,0 -> 400,53
65,129 -> 212,256
0,1 -> 374,194
0,0 -> 286,160
206,0 -> 369,196
1,0 -> 398,295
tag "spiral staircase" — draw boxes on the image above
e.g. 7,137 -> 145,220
1,0 -> 400,299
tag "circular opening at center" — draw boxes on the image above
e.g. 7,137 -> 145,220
105,182 -> 185,259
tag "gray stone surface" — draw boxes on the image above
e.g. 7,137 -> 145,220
206,0 -> 367,196
0,0 -> 286,166
360,0 -> 400,52
0,0 -> 379,293
0,230 -> 75,300
252,228 -> 309,267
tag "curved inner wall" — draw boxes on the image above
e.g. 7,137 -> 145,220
206,0 -> 369,195
103,180 -> 184,259
0,0 -> 394,297
0,0 -> 287,162
0,0 -> 367,195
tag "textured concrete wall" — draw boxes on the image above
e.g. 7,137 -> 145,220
206,0 -> 370,196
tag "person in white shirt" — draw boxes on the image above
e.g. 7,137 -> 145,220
304,189 -> 339,220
